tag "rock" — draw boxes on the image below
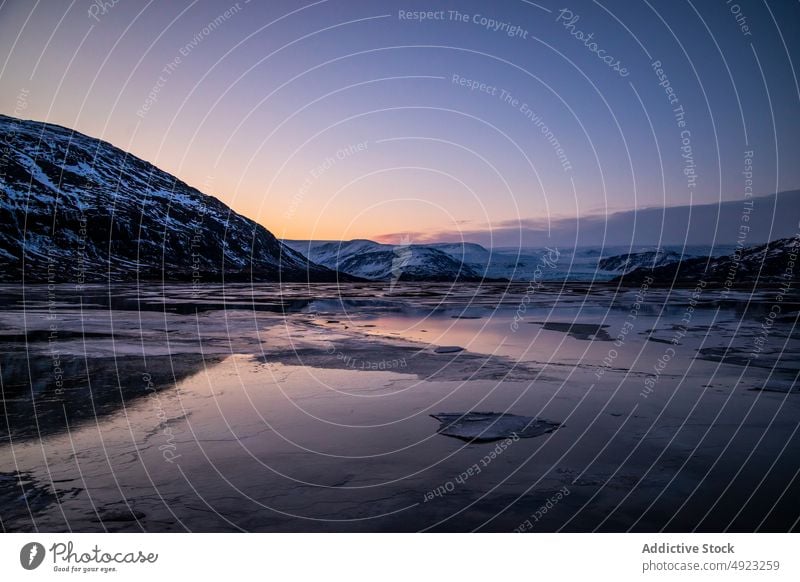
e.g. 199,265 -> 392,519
431,412 -> 560,442
94,508 -> 146,522
433,346 -> 465,354
646,336 -> 674,345
530,321 -> 611,341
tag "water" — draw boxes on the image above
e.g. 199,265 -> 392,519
1,282 -> 798,531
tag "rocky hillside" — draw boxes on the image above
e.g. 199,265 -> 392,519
0,114 -> 343,283
599,249 -> 684,274
614,236 -> 799,287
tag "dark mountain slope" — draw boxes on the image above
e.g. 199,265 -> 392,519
614,236 -> 799,288
0,114 -> 344,283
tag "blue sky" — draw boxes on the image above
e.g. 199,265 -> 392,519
1,0 -> 798,245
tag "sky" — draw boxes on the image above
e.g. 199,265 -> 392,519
1,0 -> 798,247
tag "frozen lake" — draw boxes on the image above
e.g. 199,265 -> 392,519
1,282 -> 799,532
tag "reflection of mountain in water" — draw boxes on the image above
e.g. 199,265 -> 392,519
0,352 -> 216,442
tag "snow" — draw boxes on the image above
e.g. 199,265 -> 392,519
0,114 -> 331,281
430,412 -> 561,442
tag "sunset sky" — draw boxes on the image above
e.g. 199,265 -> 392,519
1,0 -> 798,245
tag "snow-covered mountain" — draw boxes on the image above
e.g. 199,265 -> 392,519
0,115 -> 342,283
283,239 -> 491,281
617,237 -> 800,286
598,249 -> 684,274
425,242 -> 493,265
284,239 -> 692,282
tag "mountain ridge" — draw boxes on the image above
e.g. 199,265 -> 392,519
283,239 -> 495,281
0,114 -> 347,283
613,236 -> 800,287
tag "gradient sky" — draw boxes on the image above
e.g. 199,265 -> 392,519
1,0 -> 798,246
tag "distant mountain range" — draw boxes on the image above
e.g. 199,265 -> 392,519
1,114 -> 796,287
0,115 -> 341,283
284,239 -> 710,282
286,237 -> 800,287
282,240 -> 493,282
